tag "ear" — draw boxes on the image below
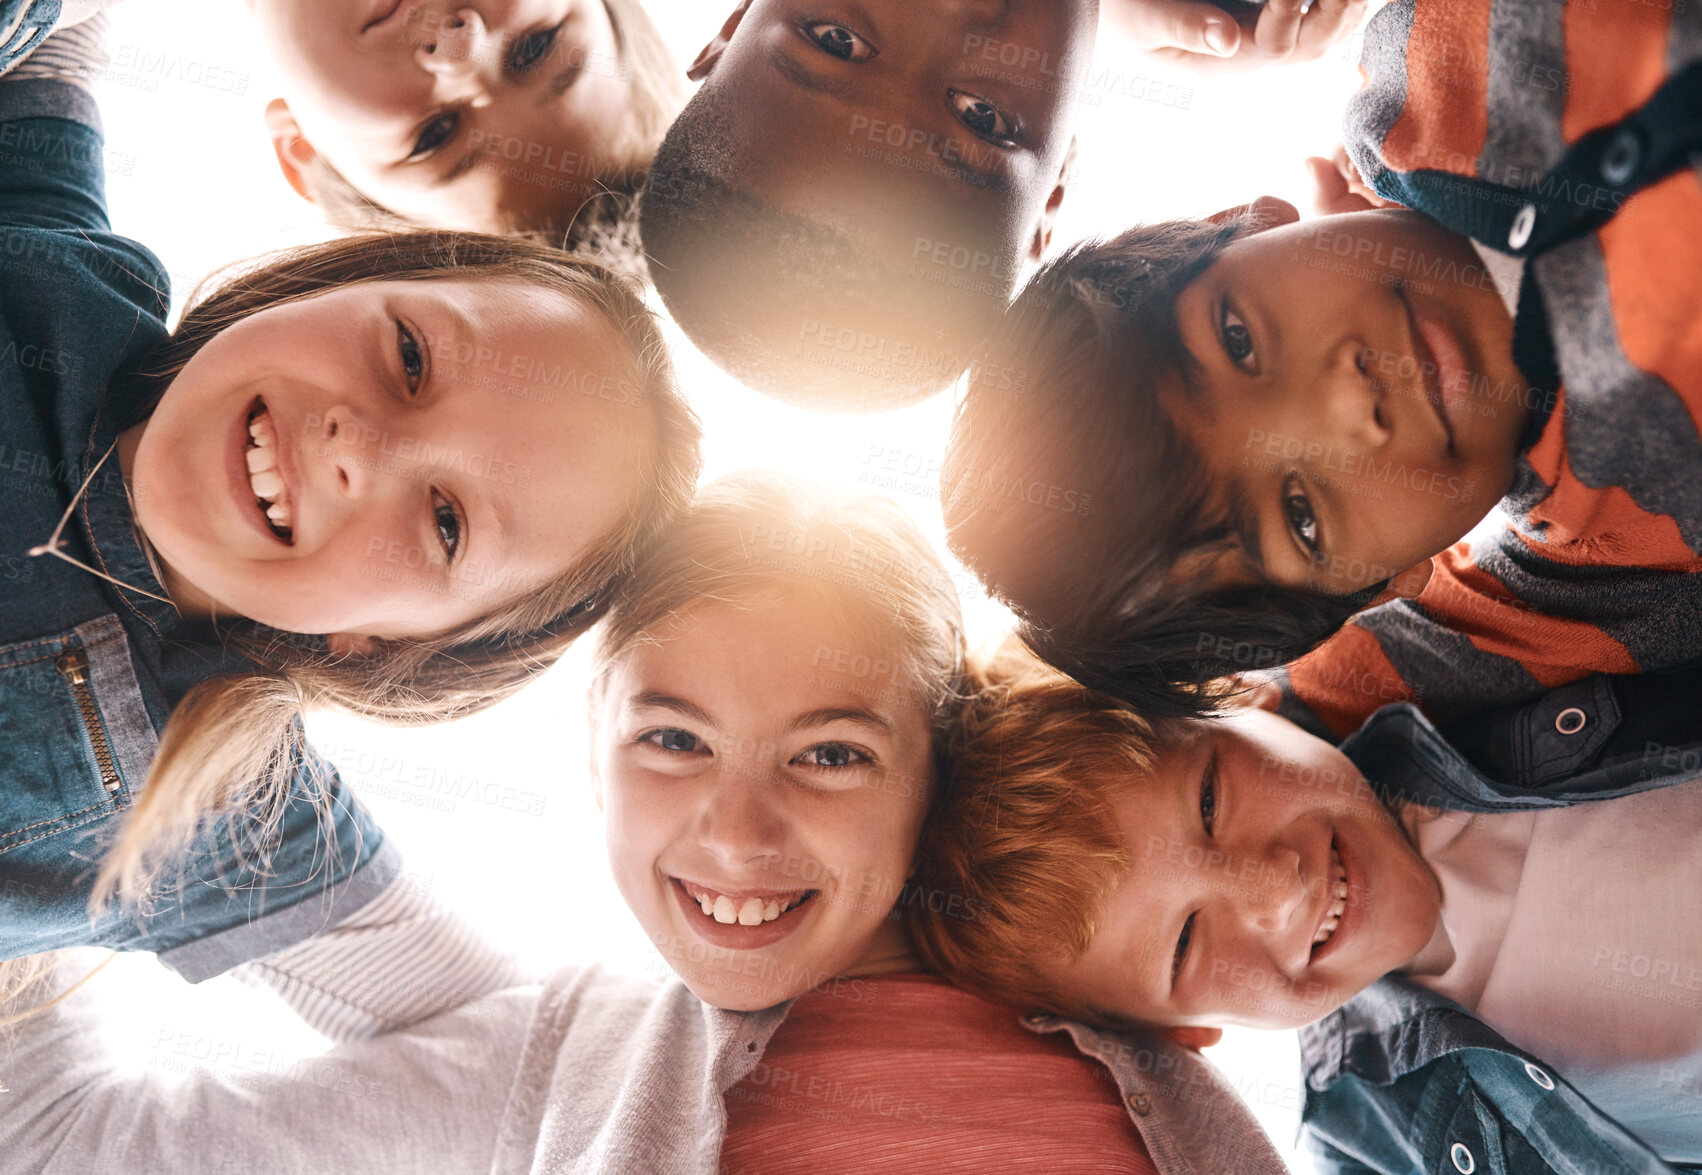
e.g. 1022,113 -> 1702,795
1166,1025 -> 1224,1051
326,632 -> 381,657
687,1 -> 752,81
1363,559 -> 1434,608
1204,195 -> 1298,233
1028,134 -> 1079,262
264,98 -> 320,204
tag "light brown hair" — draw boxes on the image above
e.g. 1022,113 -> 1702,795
95,229 -> 702,911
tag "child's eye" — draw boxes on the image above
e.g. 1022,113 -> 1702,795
804,21 -> 876,62
1172,912 -> 1197,985
1219,301 -> 1256,370
507,23 -> 562,73
1283,475 -> 1320,554
949,89 -> 1018,144
640,728 -> 704,755
396,319 -> 426,392
431,491 -> 463,561
792,742 -> 870,770
408,111 -> 460,160
1200,755 -> 1217,835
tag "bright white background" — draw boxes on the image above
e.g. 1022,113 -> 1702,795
84,3 -> 1372,1168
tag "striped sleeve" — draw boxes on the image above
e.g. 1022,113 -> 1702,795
232,875 -> 536,1042
5,12 -> 105,88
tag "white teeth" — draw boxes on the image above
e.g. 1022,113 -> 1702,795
1314,847 -> 1349,949
245,407 -> 293,538
685,884 -> 803,926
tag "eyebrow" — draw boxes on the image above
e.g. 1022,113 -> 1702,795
784,707 -> 894,736
628,692 -> 717,728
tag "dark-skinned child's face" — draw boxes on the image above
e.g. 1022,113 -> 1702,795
1167,204 -> 1535,597
690,0 -> 1096,278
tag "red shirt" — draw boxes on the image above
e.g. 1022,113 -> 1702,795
721,973 -> 1157,1174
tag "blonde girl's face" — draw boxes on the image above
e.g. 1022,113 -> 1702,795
121,277 -> 646,641
594,595 -> 937,1011
249,0 -> 642,230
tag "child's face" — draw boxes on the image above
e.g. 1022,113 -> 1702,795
1040,707 -> 1441,1031
594,595 -> 936,1011
123,277 -> 644,640
1167,207 -> 1534,595
251,0 -> 637,230
694,0 -> 1094,271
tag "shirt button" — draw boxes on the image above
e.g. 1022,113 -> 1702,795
1451,1142 -> 1476,1173
1554,706 -> 1588,735
1507,203 -> 1538,251
1126,1091 -> 1152,1116
1525,1062 -> 1556,1090
1601,128 -> 1641,187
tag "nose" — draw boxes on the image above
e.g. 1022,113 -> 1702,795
313,405 -> 378,498
414,8 -> 492,78
1315,338 -> 1393,451
1232,842 -> 1307,936
696,768 -> 785,872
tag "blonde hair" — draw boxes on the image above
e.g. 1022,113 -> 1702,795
906,639 -> 1166,1019
590,473 -> 968,761
301,0 -> 684,273
92,230 -> 701,913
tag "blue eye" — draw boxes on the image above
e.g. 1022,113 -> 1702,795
793,742 -> 869,769
409,111 -> 459,160
642,728 -> 702,754
1200,770 -> 1217,835
396,320 -> 425,391
805,21 -> 876,61
431,491 -> 462,561
508,23 -> 561,73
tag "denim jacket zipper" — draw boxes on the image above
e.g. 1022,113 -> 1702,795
56,648 -> 120,793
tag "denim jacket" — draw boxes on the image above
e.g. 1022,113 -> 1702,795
1299,669 -> 1702,1175
0,73 -> 397,977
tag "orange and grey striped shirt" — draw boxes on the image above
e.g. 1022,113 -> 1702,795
1283,0 -> 1702,739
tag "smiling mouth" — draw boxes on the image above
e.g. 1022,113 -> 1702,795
1311,843 -> 1349,955
246,401 -> 295,545
676,879 -> 817,926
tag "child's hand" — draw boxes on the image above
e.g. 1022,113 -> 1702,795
1305,147 -> 1395,216
1108,0 -> 1369,75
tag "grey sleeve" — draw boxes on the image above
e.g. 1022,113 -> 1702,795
0,954 -> 536,1175
231,873 -> 535,1042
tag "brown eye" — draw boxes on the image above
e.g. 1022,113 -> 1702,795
1220,302 -> 1255,368
949,89 -> 1018,144
804,21 -> 876,62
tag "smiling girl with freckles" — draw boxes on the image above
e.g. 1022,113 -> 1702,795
0,25 -> 702,1003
